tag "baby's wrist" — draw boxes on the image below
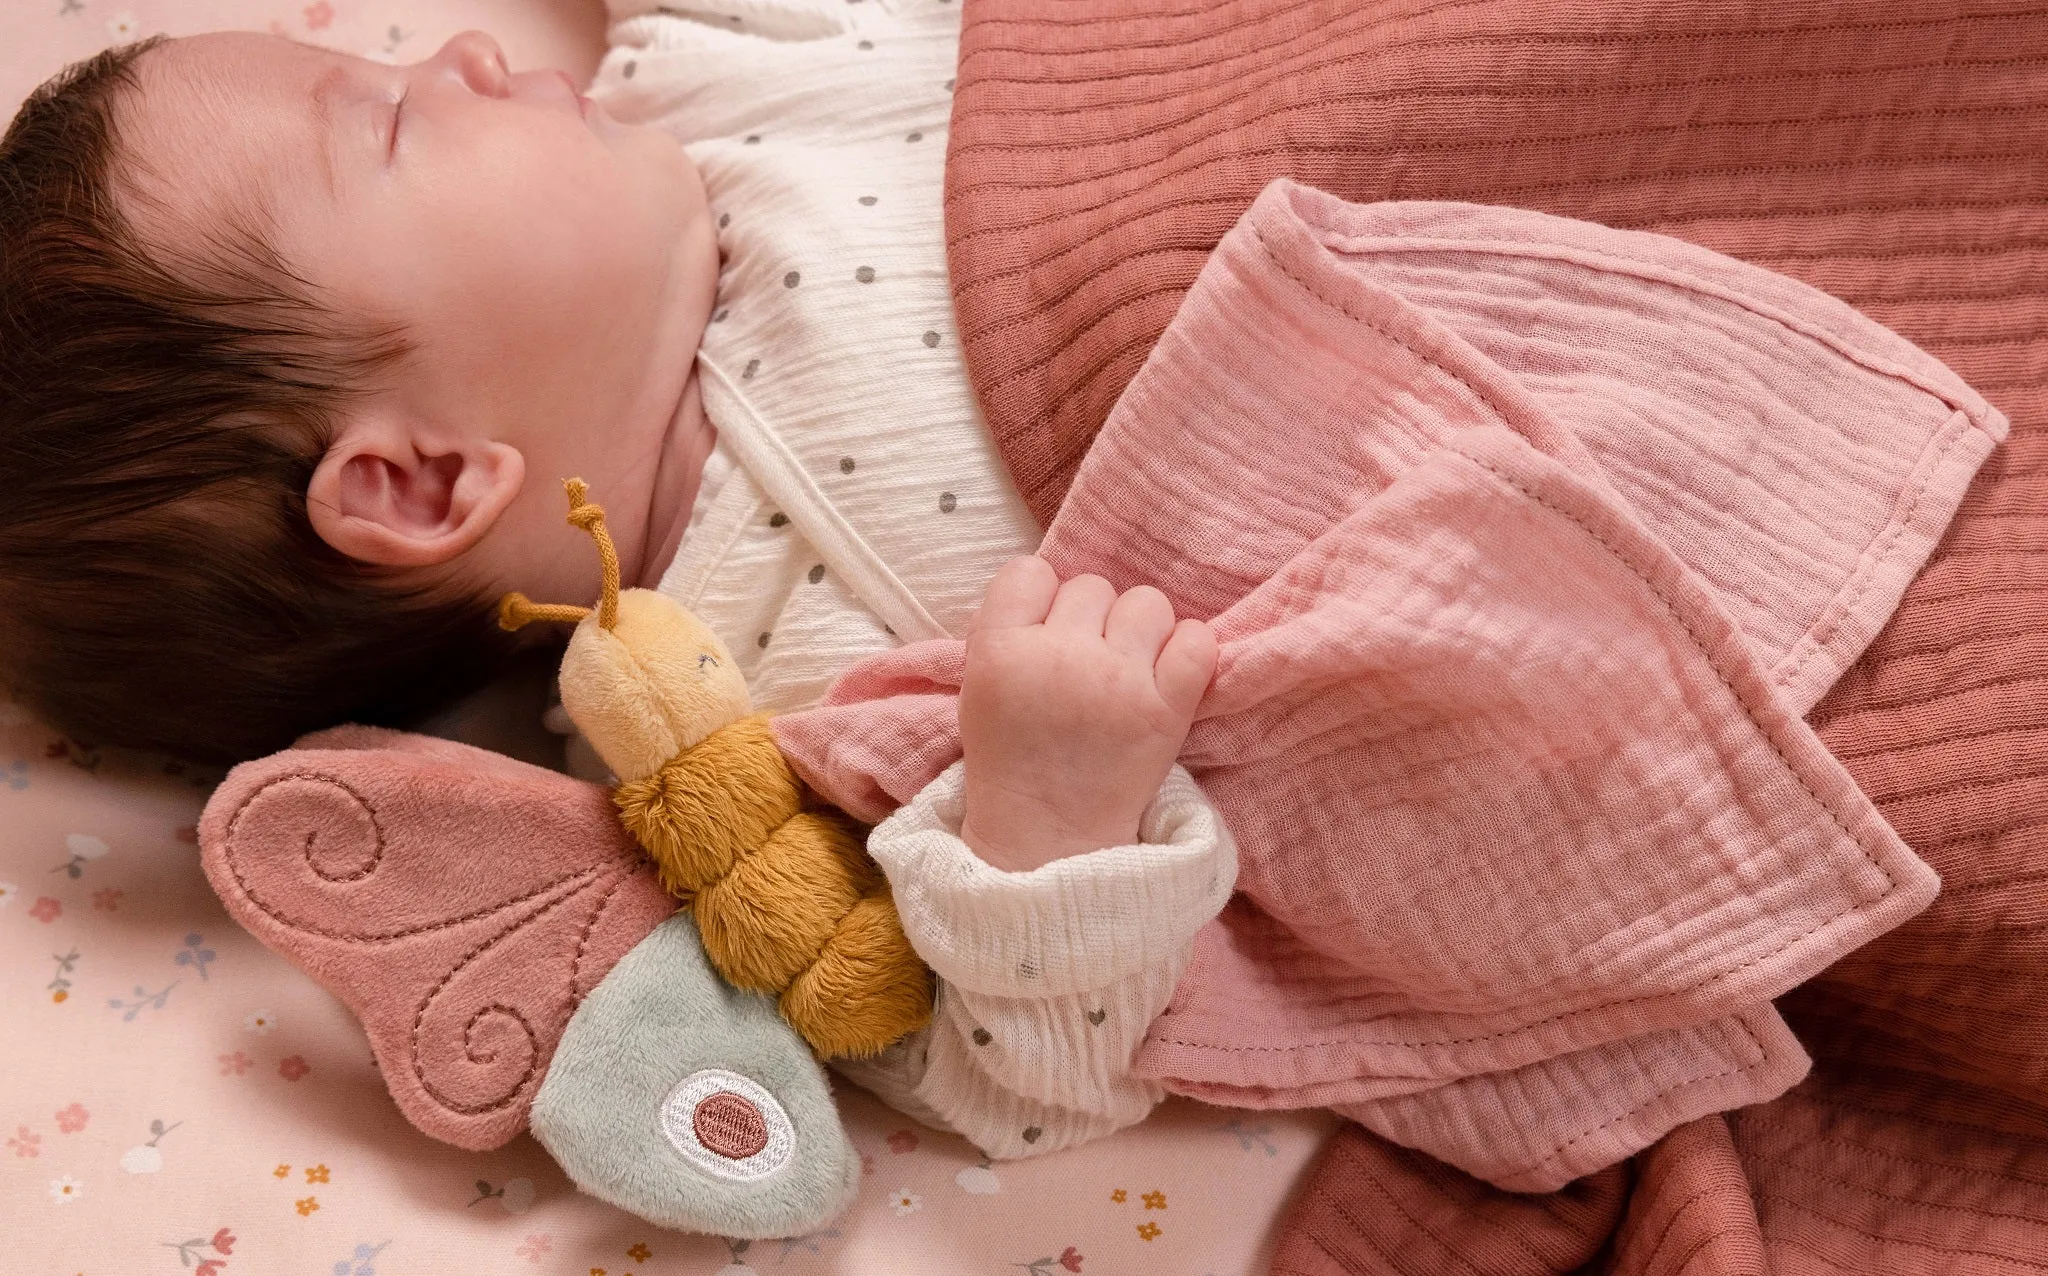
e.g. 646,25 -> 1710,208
958,784 -> 1138,873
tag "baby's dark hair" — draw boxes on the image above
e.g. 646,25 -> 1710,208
0,41 -> 517,764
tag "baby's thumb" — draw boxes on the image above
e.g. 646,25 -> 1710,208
1154,617 -> 1218,720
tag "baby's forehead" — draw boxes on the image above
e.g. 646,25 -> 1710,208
118,33 -> 328,230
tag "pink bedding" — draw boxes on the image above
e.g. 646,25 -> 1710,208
1,3 -> 1332,1270
776,181 -> 2004,1191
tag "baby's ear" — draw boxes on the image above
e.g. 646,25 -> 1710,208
306,411 -> 524,568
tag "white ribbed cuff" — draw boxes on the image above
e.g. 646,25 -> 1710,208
867,762 -> 1236,997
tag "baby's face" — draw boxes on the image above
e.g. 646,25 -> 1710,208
118,31 -> 719,606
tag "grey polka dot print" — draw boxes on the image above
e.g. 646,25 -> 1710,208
840,457 -> 857,473
623,60 -> 637,79
922,330 -> 940,347
743,358 -> 761,379
971,1028 -> 992,1046
939,492 -> 957,512
758,632 -> 772,648
808,564 -> 826,584
784,271 -> 801,288
856,266 -> 876,283
769,512 -> 789,528
745,134 -> 762,145
859,195 -> 878,206
719,212 -> 731,229
858,39 -> 873,50
906,131 -> 923,143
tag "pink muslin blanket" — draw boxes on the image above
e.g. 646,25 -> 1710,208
775,180 -> 2009,1190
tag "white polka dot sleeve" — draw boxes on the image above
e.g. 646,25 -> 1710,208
836,763 -> 1237,1159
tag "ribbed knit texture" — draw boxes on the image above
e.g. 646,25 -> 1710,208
939,0 -> 2048,1266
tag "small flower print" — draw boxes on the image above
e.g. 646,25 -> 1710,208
468,1177 -> 536,1213
775,1231 -> 840,1261
890,1188 -> 922,1216
331,1240 -> 388,1276
8,1126 -> 41,1158
106,11 -> 137,39
0,882 -> 18,907
110,981 -> 177,1021
514,1234 -> 553,1262
1136,1222 -> 1161,1242
297,1195 -> 321,1216
49,1174 -> 83,1204
92,888 -> 123,911
306,1163 -> 331,1184
174,932 -> 217,980
1109,1188 -> 1126,1204
54,1104 -> 88,1134
165,1228 -> 236,1271
304,0 -> 335,28
246,1009 -> 277,1034
1014,1249 -> 1083,1276
279,1055 -> 311,1081
48,949 -> 79,1003
275,1163 -> 293,1178
1216,1117 -> 1279,1155
955,1161 -> 1001,1195
54,833 -> 109,878
1142,1189 -> 1167,1210
29,896 -> 61,923
626,1242 -> 652,1263
120,1144 -> 163,1174
219,1051 -> 252,1076
886,1129 -> 919,1155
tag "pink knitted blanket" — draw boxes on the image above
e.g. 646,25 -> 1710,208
775,181 -> 2007,1189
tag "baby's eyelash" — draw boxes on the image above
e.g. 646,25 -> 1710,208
388,92 -> 407,156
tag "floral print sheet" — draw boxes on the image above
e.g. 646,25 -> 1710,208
4,701 -> 1334,1275
4,698 -> 1332,1276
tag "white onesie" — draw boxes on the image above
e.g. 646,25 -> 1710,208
587,0 -> 1237,1159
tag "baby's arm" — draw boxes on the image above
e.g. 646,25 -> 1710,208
837,558 -> 1234,1157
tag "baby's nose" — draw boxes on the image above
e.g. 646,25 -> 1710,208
429,30 -> 510,99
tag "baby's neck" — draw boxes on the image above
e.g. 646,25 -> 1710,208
635,368 -> 718,590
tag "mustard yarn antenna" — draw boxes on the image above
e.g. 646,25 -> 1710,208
562,478 -> 622,631
493,478 -> 623,632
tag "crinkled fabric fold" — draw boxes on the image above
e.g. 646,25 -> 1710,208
776,180 -> 2005,1189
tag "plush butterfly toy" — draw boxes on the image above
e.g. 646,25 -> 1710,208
198,481 -> 932,1237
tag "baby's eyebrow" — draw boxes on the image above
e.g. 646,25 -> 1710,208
307,64 -> 350,197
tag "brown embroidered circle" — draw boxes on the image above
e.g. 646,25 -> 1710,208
693,1090 -> 770,1160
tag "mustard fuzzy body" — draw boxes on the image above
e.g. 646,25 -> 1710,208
613,715 -> 934,1058
506,479 -> 935,1061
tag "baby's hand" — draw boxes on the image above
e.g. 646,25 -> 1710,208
958,556 -> 1218,873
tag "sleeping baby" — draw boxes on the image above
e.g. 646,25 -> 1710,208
5,0 -> 2002,1210
0,1 -> 1235,1163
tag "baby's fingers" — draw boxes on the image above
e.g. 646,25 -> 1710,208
1153,618 -> 1218,720
970,556 -> 1060,633
1104,585 -> 1176,663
